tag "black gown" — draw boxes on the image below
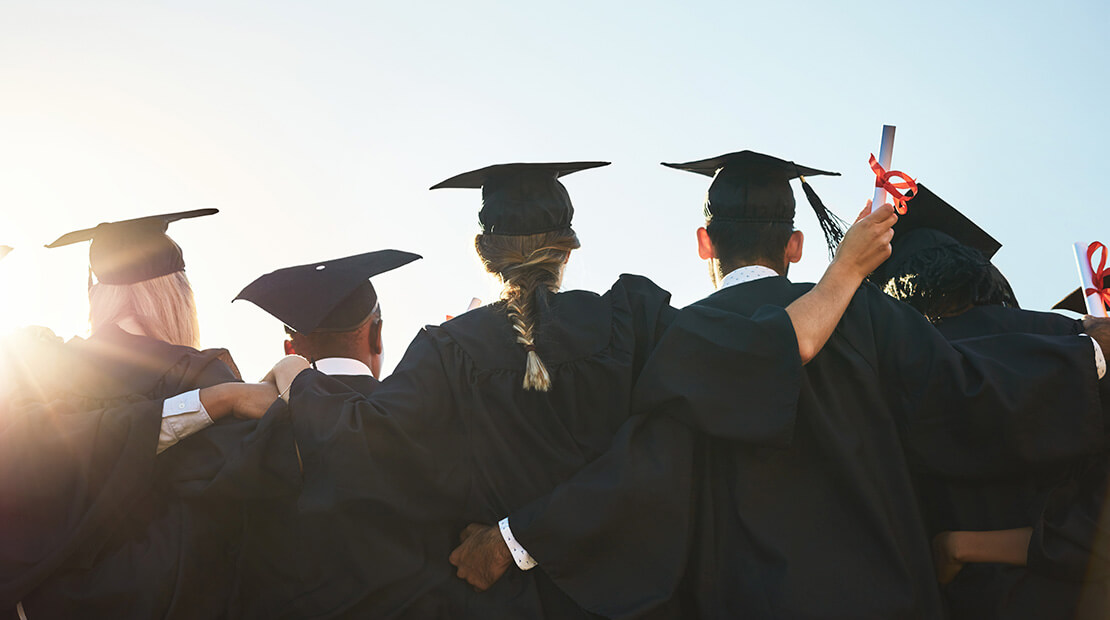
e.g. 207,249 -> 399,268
230,372 -> 429,620
917,305 -> 1110,620
276,274 -> 802,619
0,325 -> 298,619
508,277 -> 1106,619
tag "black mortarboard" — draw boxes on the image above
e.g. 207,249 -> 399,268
430,161 -> 609,235
871,183 -> 1001,284
1054,288 -> 1089,314
234,249 -> 422,334
45,209 -> 218,285
662,150 -> 845,256
0,246 -> 11,261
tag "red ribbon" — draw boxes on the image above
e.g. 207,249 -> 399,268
1085,241 -> 1110,312
869,154 -> 919,215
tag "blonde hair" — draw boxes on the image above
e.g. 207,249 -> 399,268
89,271 -> 201,349
475,229 -> 580,392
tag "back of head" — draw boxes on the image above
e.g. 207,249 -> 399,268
89,270 -> 200,348
474,228 -> 581,392
878,243 -> 1019,320
287,286 -> 382,365
434,160 -> 602,393
705,219 -> 795,275
666,151 -> 845,273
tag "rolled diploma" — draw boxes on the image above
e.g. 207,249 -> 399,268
871,125 -> 896,212
1072,242 -> 1108,316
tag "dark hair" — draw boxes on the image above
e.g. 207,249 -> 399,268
705,219 -> 794,274
879,244 -> 1019,320
285,306 -> 382,362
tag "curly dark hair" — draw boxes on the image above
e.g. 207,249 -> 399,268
878,243 -> 1019,321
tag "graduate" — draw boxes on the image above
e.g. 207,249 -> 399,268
247,160 -> 896,618
870,185 -> 1110,619
449,151 -> 1110,619
0,210 -> 286,619
230,249 -> 430,618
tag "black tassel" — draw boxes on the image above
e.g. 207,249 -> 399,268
800,177 -> 848,260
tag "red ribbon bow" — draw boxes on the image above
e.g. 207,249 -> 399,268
1085,241 -> 1110,312
869,154 -> 919,215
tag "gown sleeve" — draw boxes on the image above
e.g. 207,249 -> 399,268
0,345 -> 242,607
508,303 -> 802,619
1027,454 -> 1110,582
287,328 -> 469,521
865,287 -> 1105,478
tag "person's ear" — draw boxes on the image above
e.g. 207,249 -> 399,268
785,230 -> 804,264
368,320 -> 384,355
697,227 -> 717,260
283,340 -> 295,356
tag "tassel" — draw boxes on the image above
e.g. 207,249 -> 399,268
800,177 -> 847,260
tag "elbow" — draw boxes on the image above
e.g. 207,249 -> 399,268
798,340 -> 817,365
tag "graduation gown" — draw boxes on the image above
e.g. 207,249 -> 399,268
916,305 -> 1110,620
509,277 -> 1105,620
279,274 -> 802,619
231,372 -> 427,620
0,325 -> 297,619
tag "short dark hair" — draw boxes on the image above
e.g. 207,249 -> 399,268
877,244 -> 1019,320
705,218 -> 793,274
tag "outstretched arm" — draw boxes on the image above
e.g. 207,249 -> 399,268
786,203 -> 896,363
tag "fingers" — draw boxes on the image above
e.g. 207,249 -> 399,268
450,554 -> 490,591
459,523 -> 484,543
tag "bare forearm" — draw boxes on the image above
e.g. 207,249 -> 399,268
951,528 -> 1033,566
199,384 -> 235,420
786,261 -> 860,363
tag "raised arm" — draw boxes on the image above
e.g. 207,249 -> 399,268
786,203 -> 896,363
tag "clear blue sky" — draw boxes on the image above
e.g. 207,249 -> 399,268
1,1 -> 1106,377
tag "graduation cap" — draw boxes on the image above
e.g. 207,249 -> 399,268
0,246 -> 11,261
45,209 -> 218,285
430,161 -> 609,235
870,183 -> 1001,284
1053,288 -> 1089,314
662,150 -> 846,256
234,249 -> 422,334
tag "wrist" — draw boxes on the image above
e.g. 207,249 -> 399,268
199,384 -> 234,420
947,531 -> 971,563
827,255 -> 866,286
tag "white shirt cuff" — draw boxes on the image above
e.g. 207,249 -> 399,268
1082,335 -> 1107,379
499,517 -> 538,571
158,389 -> 214,454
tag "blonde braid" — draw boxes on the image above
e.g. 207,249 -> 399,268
475,229 -> 581,392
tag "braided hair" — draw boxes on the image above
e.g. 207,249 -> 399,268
474,228 -> 581,391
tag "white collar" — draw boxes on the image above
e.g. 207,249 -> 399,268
313,357 -> 373,377
719,265 -> 780,290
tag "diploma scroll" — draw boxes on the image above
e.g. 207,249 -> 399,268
1072,242 -> 1109,317
446,297 -> 484,321
871,125 -> 896,212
